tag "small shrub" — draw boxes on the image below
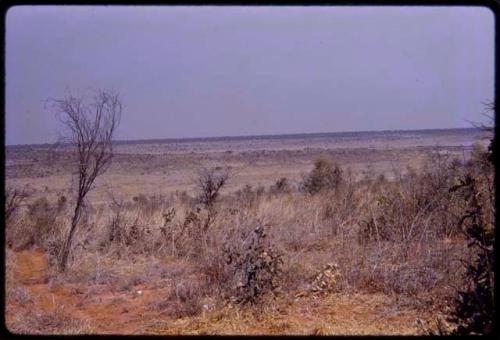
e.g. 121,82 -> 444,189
5,188 -> 28,223
162,207 -> 176,225
163,278 -> 204,318
10,196 -> 66,252
308,263 -> 342,294
224,225 -> 284,305
301,156 -> 343,195
235,184 -> 264,210
269,177 -> 291,194
196,167 -> 229,209
358,217 -> 384,245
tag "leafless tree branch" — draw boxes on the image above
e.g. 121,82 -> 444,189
48,89 -> 121,271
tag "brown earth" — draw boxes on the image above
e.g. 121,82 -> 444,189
6,249 -> 440,335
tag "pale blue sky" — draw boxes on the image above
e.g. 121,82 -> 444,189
5,6 -> 495,145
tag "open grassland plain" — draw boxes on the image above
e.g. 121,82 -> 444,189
5,128 -> 494,335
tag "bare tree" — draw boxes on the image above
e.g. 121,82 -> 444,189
50,89 -> 121,271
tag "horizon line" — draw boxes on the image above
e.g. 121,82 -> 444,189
5,126 -> 484,148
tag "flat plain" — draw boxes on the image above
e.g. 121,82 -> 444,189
5,128 -> 487,201
4,127 -> 492,335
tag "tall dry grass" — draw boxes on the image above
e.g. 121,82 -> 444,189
5,145 -> 493,320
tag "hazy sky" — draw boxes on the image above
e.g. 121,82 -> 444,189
5,6 -> 494,145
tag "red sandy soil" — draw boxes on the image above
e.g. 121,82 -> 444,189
6,249 -> 442,335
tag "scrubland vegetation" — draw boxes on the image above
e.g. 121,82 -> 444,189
5,136 -> 494,334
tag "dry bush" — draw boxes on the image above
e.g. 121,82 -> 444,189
196,167 -> 229,209
331,150 -> 490,303
5,188 -> 31,249
158,278 -> 205,318
235,184 -> 265,210
269,177 -> 291,195
357,152 -> 466,246
27,196 -> 67,245
247,152 -> 470,302
90,194 -> 181,258
93,193 -> 215,261
5,188 -> 28,223
320,169 -> 360,237
222,225 -> 284,305
6,195 -> 67,264
300,156 -> 343,195
303,263 -> 342,295
86,189 -> 220,263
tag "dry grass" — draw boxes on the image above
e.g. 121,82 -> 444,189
7,305 -> 95,335
4,129 -> 492,335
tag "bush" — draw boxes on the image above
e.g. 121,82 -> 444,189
269,177 -> 291,194
448,173 -> 495,335
223,225 -> 283,305
358,152 -> 465,245
153,278 -> 205,318
301,156 -> 342,195
8,196 -> 67,253
28,197 -> 66,242
5,188 -> 28,223
235,184 -> 265,210
196,167 -> 229,209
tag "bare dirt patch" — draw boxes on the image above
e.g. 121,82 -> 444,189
6,249 -> 442,335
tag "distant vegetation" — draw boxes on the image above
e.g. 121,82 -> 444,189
5,100 -> 495,334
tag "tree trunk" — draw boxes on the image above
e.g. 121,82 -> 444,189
59,198 -> 83,272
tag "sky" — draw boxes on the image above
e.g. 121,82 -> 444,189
5,6 -> 495,145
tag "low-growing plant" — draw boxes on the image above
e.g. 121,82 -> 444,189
269,177 -> 291,194
235,184 -> 265,210
7,306 -> 93,335
196,167 -> 229,209
10,196 -> 67,252
195,167 -> 229,234
163,278 -> 205,318
301,156 -> 343,195
5,188 -> 28,223
223,225 -> 284,305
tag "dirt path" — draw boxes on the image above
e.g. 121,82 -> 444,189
6,249 -> 432,335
